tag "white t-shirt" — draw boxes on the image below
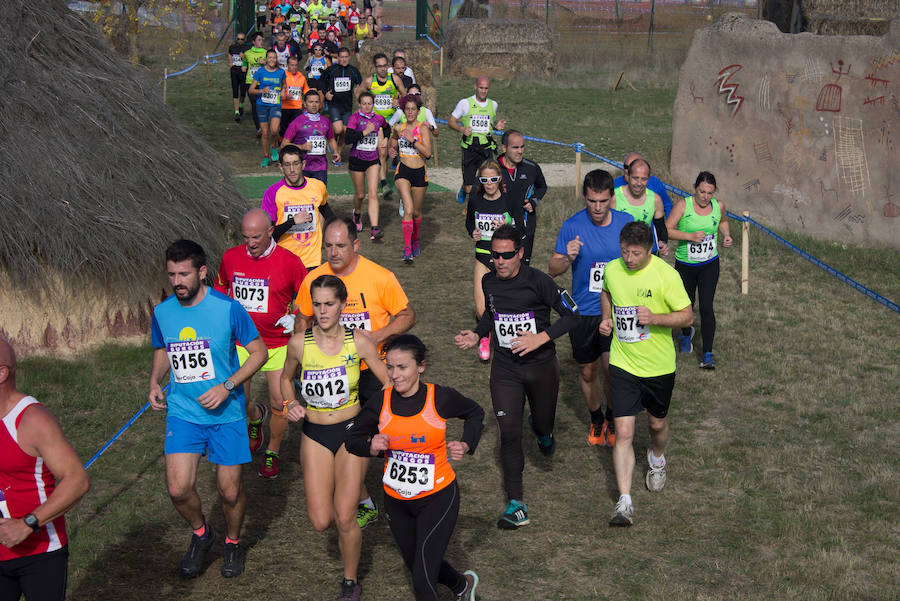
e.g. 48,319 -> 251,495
387,66 -> 416,84
450,97 -> 498,120
389,106 -> 436,128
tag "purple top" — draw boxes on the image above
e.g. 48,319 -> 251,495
347,110 -> 389,162
284,112 -> 335,172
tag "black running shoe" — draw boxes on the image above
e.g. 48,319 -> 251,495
180,523 -> 216,578
220,541 -> 244,578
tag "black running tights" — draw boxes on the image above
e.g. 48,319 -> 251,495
675,258 -> 720,354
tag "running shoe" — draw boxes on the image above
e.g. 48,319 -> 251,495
248,403 -> 267,453
233,111 -> 240,123
609,498 -> 634,527
333,158 -> 343,167
378,178 -> 386,193
587,422 -> 604,447
260,157 -> 271,168
258,450 -> 279,479
497,500 -> 529,530
370,226 -> 384,241
700,352 -> 716,370
220,542 -> 244,578
411,240 -> 420,257
402,247 -> 414,264
383,186 -> 393,200
457,186 -> 466,204
477,336 -> 490,361
180,523 -> 216,578
646,449 -> 667,492
604,420 -> 616,447
356,503 -> 378,529
458,570 -> 479,601
270,146 -> 279,162
678,326 -> 694,354
338,579 -> 362,601
238,105 -> 244,116
352,211 -> 363,232
398,198 -> 404,218
528,414 -> 555,457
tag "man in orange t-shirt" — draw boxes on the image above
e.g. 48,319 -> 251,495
280,55 -> 311,137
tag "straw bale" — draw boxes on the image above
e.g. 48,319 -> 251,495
357,39 -> 436,113
805,14 -> 892,36
444,19 -> 557,79
803,0 -> 899,20
0,0 -> 247,355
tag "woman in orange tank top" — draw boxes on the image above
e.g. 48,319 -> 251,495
346,335 -> 484,601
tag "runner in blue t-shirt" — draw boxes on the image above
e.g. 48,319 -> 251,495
149,239 -> 268,580
549,170 -> 633,449
249,49 -> 287,167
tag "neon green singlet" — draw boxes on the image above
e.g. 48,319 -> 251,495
674,196 -> 722,264
614,186 -> 655,224
370,77 -> 398,119
460,95 -> 496,149
299,328 -> 361,412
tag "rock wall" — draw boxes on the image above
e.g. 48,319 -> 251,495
671,14 -> 900,249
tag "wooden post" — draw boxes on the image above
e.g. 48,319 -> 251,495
741,211 -> 750,295
163,68 -> 167,103
574,143 -> 583,200
205,56 -> 210,87
439,46 -> 444,78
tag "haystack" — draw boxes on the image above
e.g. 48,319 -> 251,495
444,19 -> 557,79
0,0 -> 247,355
357,39 -> 436,114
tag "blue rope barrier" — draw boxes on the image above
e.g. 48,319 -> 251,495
423,34 -> 440,50
83,385 -> 166,469
165,59 -> 200,79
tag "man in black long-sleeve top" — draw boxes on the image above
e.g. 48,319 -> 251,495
455,224 -> 579,531
498,130 -> 547,266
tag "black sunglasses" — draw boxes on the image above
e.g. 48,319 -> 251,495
490,249 -> 518,260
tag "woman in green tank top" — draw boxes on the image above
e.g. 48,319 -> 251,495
665,171 -> 733,370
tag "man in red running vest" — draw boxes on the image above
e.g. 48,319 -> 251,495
0,339 -> 90,600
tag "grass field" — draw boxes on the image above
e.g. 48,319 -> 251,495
16,7 -> 900,600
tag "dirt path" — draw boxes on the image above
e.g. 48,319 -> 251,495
425,161 -> 617,191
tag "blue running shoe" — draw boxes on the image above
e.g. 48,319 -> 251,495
270,147 -> 279,162
678,326 -> 694,354
528,414 -> 555,457
497,500 -> 529,529
700,352 -> 716,370
457,186 -> 466,204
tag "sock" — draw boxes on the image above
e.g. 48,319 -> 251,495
589,408 -> 605,425
193,522 -> 208,537
412,217 -> 421,242
649,449 -> 666,468
225,537 -> 239,545
360,497 -> 375,510
401,220 -> 413,252
619,494 -> 632,507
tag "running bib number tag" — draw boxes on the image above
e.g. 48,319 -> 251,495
248,66 -> 260,79
357,132 -> 378,152
301,366 -> 349,409
257,3 -> 267,13
308,135 -> 326,155
398,136 -> 417,156
469,114 -> 490,134
262,87 -> 280,105
284,204 -> 316,234
494,311 -> 536,348
232,276 -> 270,313
687,234 -> 716,262
166,340 -> 215,384
374,94 -> 392,111
231,54 -> 242,67
589,261 -> 607,293
340,311 -> 371,330
288,85 -> 304,100
277,56 -> 288,69
475,212 -> 504,241
383,450 -> 435,498
334,77 -> 351,92
310,64 -> 323,78
614,306 -> 650,343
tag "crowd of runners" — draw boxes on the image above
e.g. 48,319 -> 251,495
0,8 -> 737,601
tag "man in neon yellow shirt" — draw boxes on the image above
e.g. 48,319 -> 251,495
598,221 -> 692,527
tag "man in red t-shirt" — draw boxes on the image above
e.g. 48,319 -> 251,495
0,339 -> 90,599
215,209 -> 308,479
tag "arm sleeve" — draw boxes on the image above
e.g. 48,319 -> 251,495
230,301 -> 261,346
272,216 -> 295,241
433,385 -> 484,454
318,201 -> 335,222
344,403 -> 384,457
424,108 -> 436,129
531,164 -> 548,204
653,215 -> 668,244
388,111 -> 401,126
345,127 -> 362,145
652,178 -> 673,217
465,196 -> 475,235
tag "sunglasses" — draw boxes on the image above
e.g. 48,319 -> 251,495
478,176 -> 501,184
490,249 -> 518,260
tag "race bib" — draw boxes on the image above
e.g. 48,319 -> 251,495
475,212 -> 504,241
614,306 -> 650,343
374,94 -> 392,111
308,135 -> 326,155
356,132 -> 377,152
258,3 -> 267,13
277,55 -> 288,69
301,366 -> 350,409
284,203 -> 316,234
398,136 -> 417,156
167,340 -> 216,384
231,54 -> 243,67
383,450 -> 435,498
687,234 -> 716,262
589,261 -> 607,293
494,311 -> 536,349
248,66 -> 261,79
350,15 -> 359,25
288,85 -> 304,100
469,113 -> 491,134
232,276 -> 270,313
334,77 -> 351,92
310,64 -> 323,78
262,87 -> 280,104
340,311 -> 371,330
